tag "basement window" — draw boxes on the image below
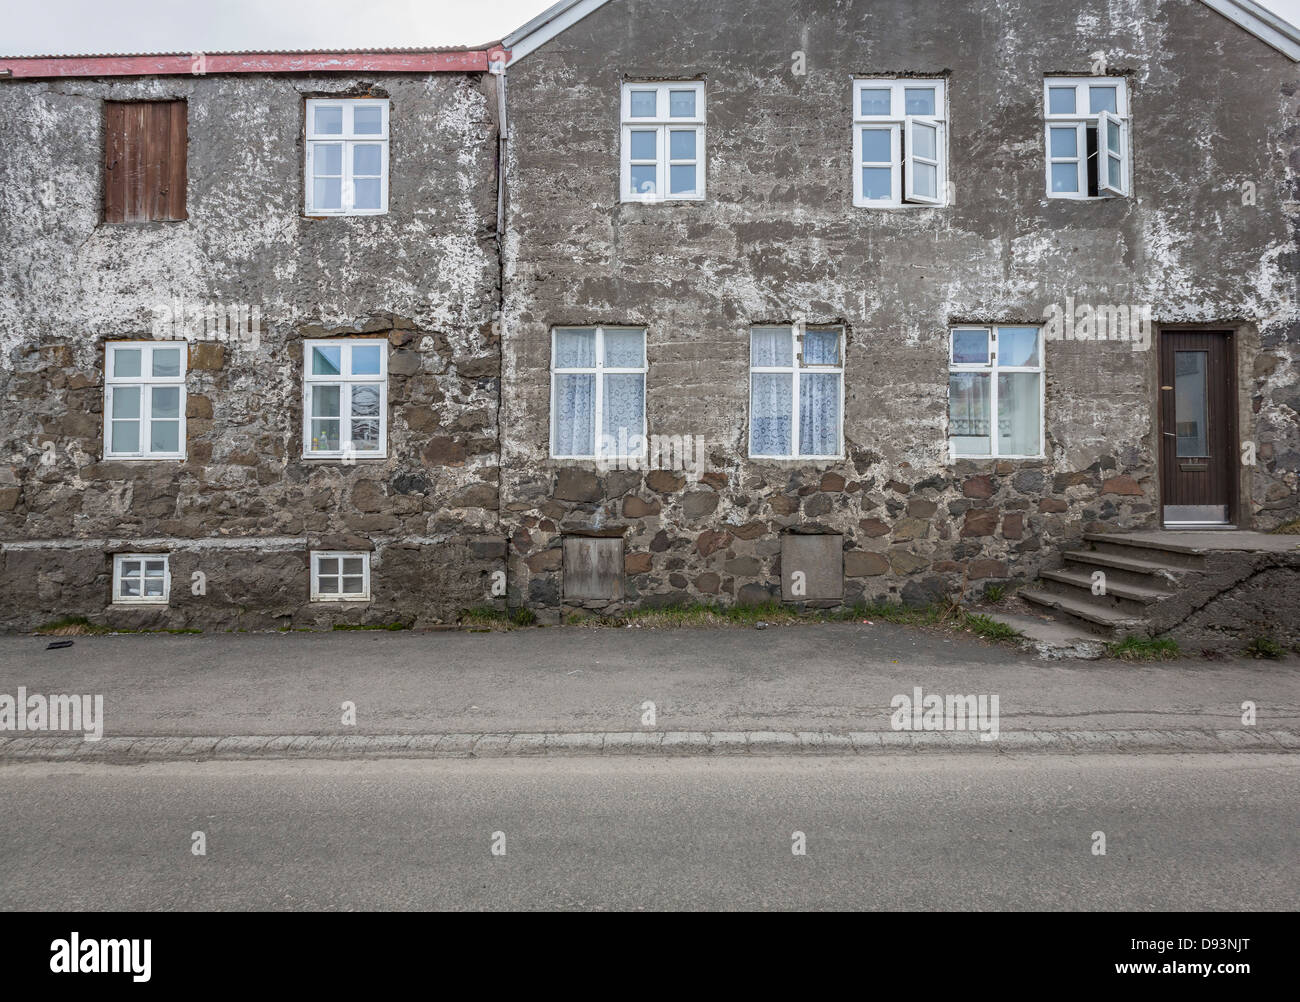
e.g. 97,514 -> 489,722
948,326 -> 1044,459
302,340 -> 388,460
551,327 -> 647,460
305,98 -> 390,215
853,79 -> 948,207
621,82 -> 706,202
1044,78 -> 1129,198
104,341 -> 187,460
311,551 -> 371,602
750,325 -> 844,459
113,554 -> 171,604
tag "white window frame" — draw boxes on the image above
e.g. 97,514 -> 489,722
748,325 -> 845,461
1043,78 -> 1129,199
310,550 -> 371,602
302,339 -> 389,460
620,82 -> 706,203
550,327 -> 648,460
103,341 -> 187,460
304,98 -> 390,216
112,553 -> 171,605
947,326 -> 1045,460
852,78 -> 948,208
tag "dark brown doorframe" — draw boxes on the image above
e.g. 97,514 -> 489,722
1157,329 -> 1238,526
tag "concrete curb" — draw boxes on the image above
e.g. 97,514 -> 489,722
0,728 -> 1296,762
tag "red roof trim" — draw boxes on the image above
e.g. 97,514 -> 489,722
0,49 -> 510,79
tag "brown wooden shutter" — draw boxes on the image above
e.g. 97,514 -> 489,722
104,100 -> 187,223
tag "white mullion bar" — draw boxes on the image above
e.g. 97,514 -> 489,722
989,330 -> 1001,459
594,326 -> 605,458
789,326 -> 801,459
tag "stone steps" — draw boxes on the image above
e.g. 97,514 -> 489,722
1018,587 -> 1145,635
1038,568 -> 1170,617
1019,532 -> 1207,642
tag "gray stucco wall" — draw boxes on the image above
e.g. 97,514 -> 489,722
500,0 -> 1300,612
0,72 -> 506,630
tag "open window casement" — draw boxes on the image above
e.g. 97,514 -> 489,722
1098,111 -> 1127,196
854,122 -> 902,205
904,118 -> 944,205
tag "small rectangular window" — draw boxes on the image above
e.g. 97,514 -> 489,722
104,100 -> 187,223
621,82 -> 705,202
311,551 -> 371,601
305,98 -> 390,216
113,553 -> 171,604
750,325 -> 844,459
551,327 -> 647,459
853,79 -> 947,208
104,341 -> 187,460
1043,78 -> 1129,199
948,326 -> 1044,459
303,339 -> 388,459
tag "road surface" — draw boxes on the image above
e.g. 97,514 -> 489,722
1,754 -> 1295,910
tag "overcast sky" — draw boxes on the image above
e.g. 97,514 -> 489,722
0,0 -> 1296,56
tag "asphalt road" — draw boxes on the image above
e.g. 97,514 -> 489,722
1,754 -> 1296,910
2,627 -> 1296,736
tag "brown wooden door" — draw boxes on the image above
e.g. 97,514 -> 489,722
1159,331 -> 1235,525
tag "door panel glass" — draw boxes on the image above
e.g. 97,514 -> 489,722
1174,351 -> 1208,457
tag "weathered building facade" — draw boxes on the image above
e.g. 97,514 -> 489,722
499,0 -> 1300,619
1,0 -> 1297,635
0,50 -> 509,630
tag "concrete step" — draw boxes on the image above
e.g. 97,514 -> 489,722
1062,548 -> 1188,583
1040,568 -> 1170,606
983,611 -> 1107,661
1018,587 -> 1146,638
1081,533 -> 1208,570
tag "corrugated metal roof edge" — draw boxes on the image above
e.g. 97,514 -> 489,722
0,45 -> 510,80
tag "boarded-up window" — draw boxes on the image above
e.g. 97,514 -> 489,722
781,534 -> 844,601
563,537 -> 625,601
104,100 -> 187,223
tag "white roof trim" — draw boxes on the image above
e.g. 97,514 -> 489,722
504,0 -> 615,62
504,0 -> 1299,64
1200,0 -> 1300,61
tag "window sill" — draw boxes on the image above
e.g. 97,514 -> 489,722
749,455 -> 846,464
300,455 -> 389,463
110,601 -> 170,608
550,455 -> 649,463
853,202 -> 948,210
303,211 -> 390,219
311,599 -> 372,605
619,196 -> 707,205
103,456 -> 187,463
949,456 -> 1045,463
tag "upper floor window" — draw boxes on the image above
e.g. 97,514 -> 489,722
750,325 -> 844,459
551,327 -> 647,459
1044,78 -> 1129,198
305,98 -> 390,216
621,82 -> 706,202
853,78 -> 947,207
303,339 -> 388,460
948,326 -> 1043,459
104,341 -> 187,460
104,100 -> 188,223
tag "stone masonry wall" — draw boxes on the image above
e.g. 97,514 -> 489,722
0,72 -> 506,630
500,0 -> 1300,615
